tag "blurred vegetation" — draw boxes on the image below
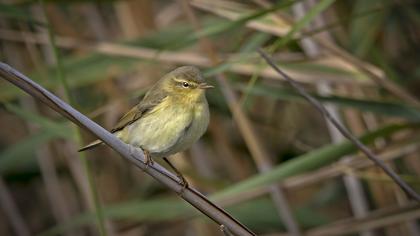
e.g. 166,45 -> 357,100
0,0 -> 419,236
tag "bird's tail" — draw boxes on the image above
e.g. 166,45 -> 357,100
78,139 -> 103,152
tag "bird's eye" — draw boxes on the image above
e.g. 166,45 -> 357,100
182,82 -> 189,88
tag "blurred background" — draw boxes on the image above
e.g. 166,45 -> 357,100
0,0 -> 420,235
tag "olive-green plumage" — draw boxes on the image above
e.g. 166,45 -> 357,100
79,66 -> 212,159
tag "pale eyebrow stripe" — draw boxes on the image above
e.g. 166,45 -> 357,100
172,77 -> 185,83
173,77 -> 197,85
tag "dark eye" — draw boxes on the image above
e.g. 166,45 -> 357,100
182,82 -> 189,88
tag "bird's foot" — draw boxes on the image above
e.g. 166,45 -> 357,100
127,144 -> 154,168
177,174 -> 189,196
162,157 -> 188,196
143,149 -> 154,167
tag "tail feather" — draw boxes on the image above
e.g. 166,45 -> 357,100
78,139 -> 103,152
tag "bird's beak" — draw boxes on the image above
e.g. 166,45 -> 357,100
198,83 -> 214,89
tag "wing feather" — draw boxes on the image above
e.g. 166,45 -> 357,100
111,84 -> 167,133
79,85 -> 167,152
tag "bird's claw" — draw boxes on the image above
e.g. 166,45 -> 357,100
177,175 -> 189,196
128,144 -> 154,168
143,149 -> 154,167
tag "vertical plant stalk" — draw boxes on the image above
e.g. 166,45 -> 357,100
1,15 -> 76,235
20,99 -> 77,235
0,177 -> 30,236
39,1 -> 108,235
258,48 -> 420,202
114,0 -> 155,39
78,3 -> 109,41
18,19 -> 77,234
290,2 -> 373,236
180,1 -> 301,235
0,62 -> 256,236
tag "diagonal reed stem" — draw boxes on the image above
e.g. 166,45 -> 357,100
258,48 -> 420,202
0,62 -> 256,236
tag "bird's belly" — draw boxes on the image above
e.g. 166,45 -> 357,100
119,103 -> 208,158
167,107 -> 209,157
122,109 -> 189,155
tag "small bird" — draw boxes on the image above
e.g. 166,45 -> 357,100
79,66 -> 213,187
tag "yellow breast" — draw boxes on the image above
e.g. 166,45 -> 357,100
117,96 -> 209,158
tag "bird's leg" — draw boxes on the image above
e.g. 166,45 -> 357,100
163,157 -> 189,194
143,149 -> 154,167
127,144 -> 154,167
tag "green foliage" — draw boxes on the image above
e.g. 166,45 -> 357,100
270,0 -> 336,50
39,123 -> 414,235
0,103 -> 71,175
0,131 -> 57,175
238,83 -> 420,121
0,3 -> 44,25
212,123 -> 415,199
1,0 -> 419,235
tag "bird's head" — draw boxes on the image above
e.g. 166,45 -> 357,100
161,66 -> 213,102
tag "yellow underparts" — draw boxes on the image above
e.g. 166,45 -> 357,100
117,92 -> 209,158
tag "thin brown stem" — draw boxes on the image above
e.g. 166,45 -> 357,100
0,177 -> 31,236
258,48 -> 420,202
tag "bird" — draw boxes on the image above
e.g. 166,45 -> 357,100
79,66 -> 213,188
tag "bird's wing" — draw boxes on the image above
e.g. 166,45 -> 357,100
110,86 -> 167,133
